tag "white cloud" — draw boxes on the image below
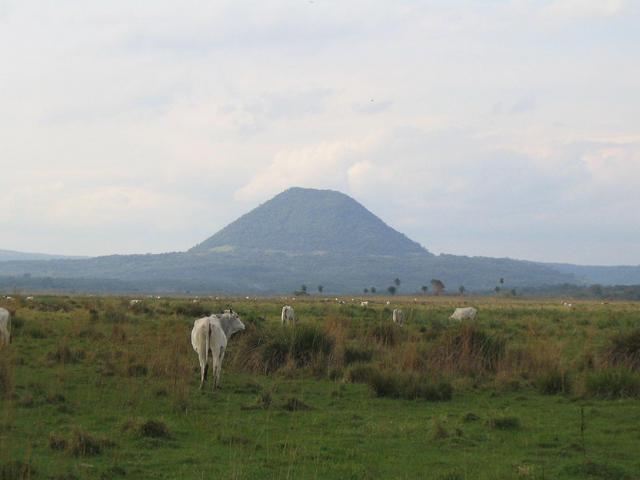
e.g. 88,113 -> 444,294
544,0 -> 627,20
0,1 -> 638,263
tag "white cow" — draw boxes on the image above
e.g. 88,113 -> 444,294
191,311 -> 245,390
449,307 -> 477,321
360,301 -> 369,307
0,308 -> 11,346
129,299 -> 141,306
281,305 -> 296,326
392,308 -> 405,326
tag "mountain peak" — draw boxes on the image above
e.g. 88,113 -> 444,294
190,187 -> 429,256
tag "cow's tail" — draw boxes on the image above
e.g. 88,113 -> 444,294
206,322 -> 211,361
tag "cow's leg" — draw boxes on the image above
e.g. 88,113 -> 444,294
215,346 -> 226,389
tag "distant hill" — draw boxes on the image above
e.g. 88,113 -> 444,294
191,187 -> 428,256
1,187 -> 640,294
0,249 -> 86,262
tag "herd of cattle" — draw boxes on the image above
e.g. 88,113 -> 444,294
0,302 -> 479,391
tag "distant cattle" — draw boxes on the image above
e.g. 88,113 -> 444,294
449,307 -> 477,321
392,308 -> 405,326
25,296 -> 34,301
0,308 -> 10,346
360,301 -> 369,307
562,302 -> 573,308
129,299 -> 141,306
191,311 -> 245,390
281,305 -> 296,326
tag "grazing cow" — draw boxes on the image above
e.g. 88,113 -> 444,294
191,317 -> 227,390
281,305 -> 296,326
360,301 -> 369,307
392,308 -> 405,326
25,296 -> 34,301
0,308 -> 10,346
129,299 -> 141,306
386,301 -> 391,306
449,307 -> 477,321
191,311 -> 245,390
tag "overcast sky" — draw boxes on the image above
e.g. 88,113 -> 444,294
1,0 -> 638,265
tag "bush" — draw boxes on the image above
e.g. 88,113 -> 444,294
173,302 -> 210,317
344,363 -> 378,384
137,420 -> 171,439
257,325 -> 334,373
603,329 -> 640,370
369,323 -> 400,346
47,344 -> 85,364
0,351 -> 13,399
0,461 -> 37,479
536,369 -> 571,395
488,416 -> 520,430
122,418 -> 171,439
431,325 -> 505,375
68,428 -> 114,457
344,345 -> 373,365
367,371 -> 453,401
585,369 -> 640,399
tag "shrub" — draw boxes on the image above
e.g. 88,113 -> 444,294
344,363 -> 378,384
137,420 -> 170,439
0,351 -> 13,399
282,396 -> 312,411
367,371 -> 453,401
173,302 -> 209,317
68,428 -> 114,457
0,461 -> 37,479
344,345 -> 373,365
47,344 -> 85,364
488,416 -> 520,430
603,329 -> 640,370
254,325 -> 334,373
49,432 -> 68,451
536,369 -> 571,395
101,307 -> 129,324
369,323 -> 400,346
122,418 -> 171,439
585,369 -> 640,399
430,325 -> 505,375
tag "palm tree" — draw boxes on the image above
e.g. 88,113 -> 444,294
364,288 -> 369,294
421,285 -> 428,294
318,285 -> 323,294
371,287 -> 377,294
394,278 -> 401,287
301,284 -> 307,294
387,286 -> 397,296
458,285 -> 465,296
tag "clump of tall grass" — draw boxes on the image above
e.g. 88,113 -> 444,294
50,428 -> 115,457
584,368 -> 640,399
536,369 -> 572,395
173,302 -> 210,317
429,324 -> 505,376
47,343 -> 85,364
122,419 -> 171,439
367,371 -> 453,401
232,324 -> 334,374
368,323 -> 402,346
602,328 -> 640,371
0,350 -> 13,399
344,344 -> 374,365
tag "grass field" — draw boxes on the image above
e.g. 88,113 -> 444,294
1,295 -> 640,479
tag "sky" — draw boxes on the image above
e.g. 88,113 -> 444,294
0,0 -> 638,265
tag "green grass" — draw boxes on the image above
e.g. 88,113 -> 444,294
1,295 -> 640,479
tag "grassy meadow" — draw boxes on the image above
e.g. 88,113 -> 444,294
1,294 -> 640,479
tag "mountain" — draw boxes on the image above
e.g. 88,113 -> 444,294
0,249 -> 86,262
1,187 -> 639,294
191,187 -> 428,256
